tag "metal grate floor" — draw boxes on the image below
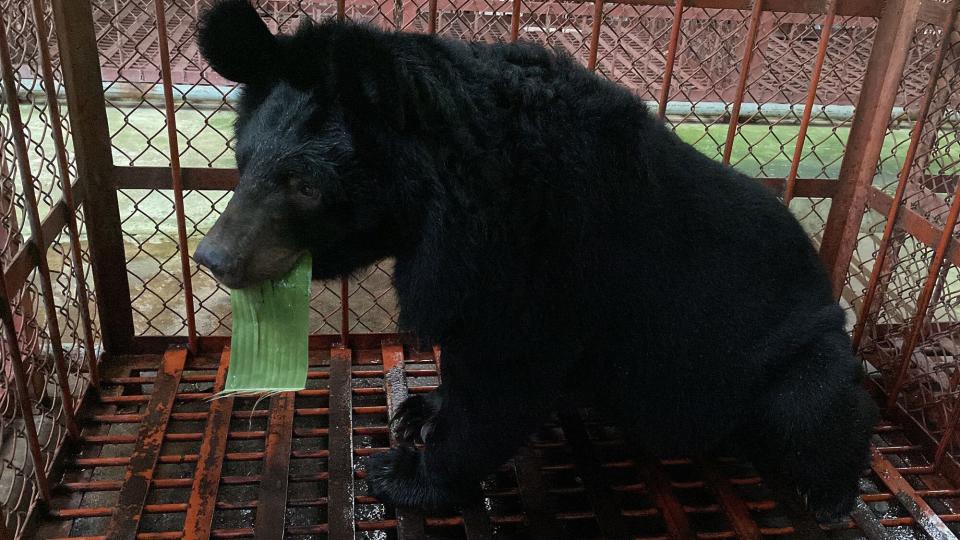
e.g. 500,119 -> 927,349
32,343 -> 960,539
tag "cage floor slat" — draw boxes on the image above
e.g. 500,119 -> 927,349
184,352 -> 232,539
33,344 -> 960,539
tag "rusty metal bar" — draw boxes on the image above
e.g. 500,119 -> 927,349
558,409 -> 628,537
587,0 -> 605,70
850,498 -> 890,540
153,0 -> 198,354
637,455 -> 693,538
183,350 -> 233,540
338,0 -> 346,20
113,166 -> 846,198
51,0 -> 135,355
329,347 -> 356,538
819,0 -> 923,296
510,0 -> 522,41
0,263 -> 49,501
5,198 -> 78,298
428,0 -> 438,33
381,343 -> 427,538
852,7 -> 958,350
253,392 -> 295,540
658,0 -> 685,119
104,348 -> 186,539
340,278 -> 350,346
885,170 -> 960,408
783,0 -> 837,206
514,445 -> 564,538
27,0 -> 100,390
701,459 -> 761,539
721,0 -> 764,166
37,370 -> 126,539
0,6 -> 80,440
870,448 -> 956,539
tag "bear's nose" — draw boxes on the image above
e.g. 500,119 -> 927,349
194,239 -> 240,281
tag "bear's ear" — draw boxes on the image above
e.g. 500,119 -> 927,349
197,0 -> 280,84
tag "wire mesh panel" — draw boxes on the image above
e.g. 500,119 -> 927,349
12,0 -> 960,536
0,0 -> 102,535
83,0 -> 905,344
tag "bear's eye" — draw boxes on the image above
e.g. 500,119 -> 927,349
296,181 -> 321,200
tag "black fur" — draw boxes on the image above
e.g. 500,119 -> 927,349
196,1 -> 879,518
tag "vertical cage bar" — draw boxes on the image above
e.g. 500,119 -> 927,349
0,6 -> 79,439
428,0 -> 438,34
28,0 -> 100,389
657,0 -> 685,120
338,0 -> 346,20
886,185 -> 960,409
0,269 -> 49,502
52,0 -> 135,355
587,0 -> 604,71
721,0 -> 764,166
819,0 -> 922,296
510,0 -> 521,42
783,0 -> 837,206
153,0 -> 198,354
852,6 -> 957,350
340,278 -> 349,346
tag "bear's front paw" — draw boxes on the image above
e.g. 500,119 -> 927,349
391,393 -> 441,444
365,446 -> 456,512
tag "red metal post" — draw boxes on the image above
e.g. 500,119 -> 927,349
657,0 -> 685,120
510,0 -> 521,42
28,0 -> 100,389
886,169 -> 960,409
587,0 -> 604,71
154,0 -> 198,355
819,0 -> 922,297
0,6 -> 79,439
340,277 -> 350,347
721,0 -> 764,166
852,6 -> 958,350
428,0 -> 438,34
52,0 -> 136,356
783,0 -> 837,206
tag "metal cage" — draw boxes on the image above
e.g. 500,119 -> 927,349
0,0 -> 956,537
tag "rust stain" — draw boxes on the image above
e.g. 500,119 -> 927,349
253,392 -> 296,540
103,348 -> 186,540
870,447 -> 956,540
184,349 -> 234,540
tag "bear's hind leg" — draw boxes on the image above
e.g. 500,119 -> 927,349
365,344 -> 561,511
748,331 -> 878,521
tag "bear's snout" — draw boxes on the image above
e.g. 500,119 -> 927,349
194,237 -> 242,287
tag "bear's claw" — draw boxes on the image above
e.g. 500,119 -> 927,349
390,393 -> 441,444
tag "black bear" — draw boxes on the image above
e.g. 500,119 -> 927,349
193,0 -> 879,520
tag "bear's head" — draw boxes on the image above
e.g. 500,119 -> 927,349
192,0 -> 418,289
